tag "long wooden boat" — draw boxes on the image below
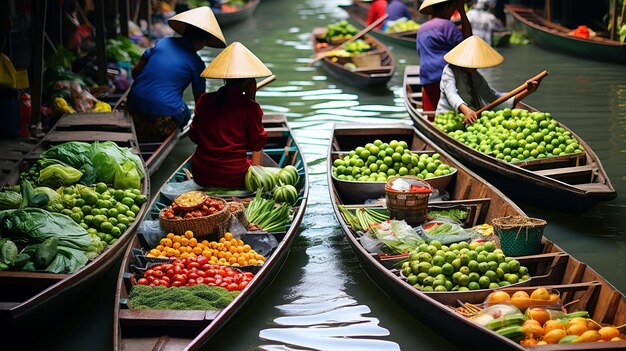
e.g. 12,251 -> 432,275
311,28 -> 396,88
339,2 -> 511,48
113,113 -> 309,351
327,123 -> 626,350
506,4 -> 626,64
0,111 -> 150,334
403,65 -> 616,212
214,0 -> 260,27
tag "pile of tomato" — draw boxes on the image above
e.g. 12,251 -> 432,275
161,197 -> 226,220
136,255 -> 254,291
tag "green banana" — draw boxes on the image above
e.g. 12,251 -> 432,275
558,335 -> 579,344
495,325 -> 526,341
486,313 -> 527,330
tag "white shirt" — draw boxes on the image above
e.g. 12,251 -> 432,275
466,9 -> 500,45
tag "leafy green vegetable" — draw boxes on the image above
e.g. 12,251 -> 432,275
114,159 -> 141,190
34,186 -> 61,207
129,284 -> 239,310
38,164 -> 83,187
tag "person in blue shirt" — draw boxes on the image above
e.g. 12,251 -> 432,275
127,6 -> 226,142
386,0 -> 412,22
416,0 -> 472,114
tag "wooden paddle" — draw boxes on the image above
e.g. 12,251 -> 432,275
476,70 -> 549,115
256,74 -> 276,90
308,13 -> 389,66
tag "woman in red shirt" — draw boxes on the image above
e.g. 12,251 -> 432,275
367,0 -> 388,29
190,42 -> 273,188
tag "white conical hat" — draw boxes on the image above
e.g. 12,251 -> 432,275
201,42 -> 272,79
168,6 -> 226,48
444,35 -> 504,68
419,0 -> 453,15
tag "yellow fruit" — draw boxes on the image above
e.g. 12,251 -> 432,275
543,329 -> 567,344
598,327 -> 621,341
566,323 -> 588,336
530,287 -> 550,300
543,320 -> 565,335
486,291 -> 511,305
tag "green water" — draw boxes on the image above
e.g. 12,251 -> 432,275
37,0 -> 625,350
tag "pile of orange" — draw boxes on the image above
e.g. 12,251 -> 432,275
146,230 -> 266,266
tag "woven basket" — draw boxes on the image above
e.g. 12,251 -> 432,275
228,201 -> 248,227
493,216 -> 547,256
160,196 -> 230,237
385,176 -> 432,226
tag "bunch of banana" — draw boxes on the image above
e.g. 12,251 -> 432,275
485,313 -> 528,342
245,166 -> 278,193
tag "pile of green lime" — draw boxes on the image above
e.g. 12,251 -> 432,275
401,241 -> 530,292
434,108 -> 584,163
332,139 -> 455,182
46,182 -> 146,245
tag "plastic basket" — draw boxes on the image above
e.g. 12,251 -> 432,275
159,196 -> 230,238
385,176 -> 432,226
492,216 -> 547,256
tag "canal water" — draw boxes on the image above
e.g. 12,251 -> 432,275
39,0 -> 625,350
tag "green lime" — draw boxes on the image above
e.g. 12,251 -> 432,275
441,263 -> 454,276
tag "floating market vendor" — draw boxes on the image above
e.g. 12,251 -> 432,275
367,0 -> 388,29
417,0 -> 472,113
127,6 -> 225,142
436,35 -> 540,124
189,42 -> 272,188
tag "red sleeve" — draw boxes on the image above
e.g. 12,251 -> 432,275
247,103 -> 267,152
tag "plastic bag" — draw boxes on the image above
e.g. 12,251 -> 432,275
69,81 -> 97,112
161,179 -> 205,201
419,218 -> 473,245
471,304 -> 522,326
137,220 -> 167,249
369,220 -> 425,254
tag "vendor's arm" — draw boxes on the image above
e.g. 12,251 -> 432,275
457,0 -> 473,38
188,94 -> 206,145
439,65 -> 469,116
191,61 -> 207,103
250,150 -> 263,166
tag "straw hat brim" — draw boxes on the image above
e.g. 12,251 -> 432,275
201,42 -> 272,79
168,6 -> 226,48
419,0 -> 453,15
444,35 -> 504,68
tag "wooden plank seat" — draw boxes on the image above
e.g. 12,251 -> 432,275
574,182 -> 613,192
119,309 -> 221,328
405,77 -> 422,86
534,164 -> 595,177
55,111 -> 132,130
405,65 -> 421,75
44,130 -> 135,145
352,66 -> 393,74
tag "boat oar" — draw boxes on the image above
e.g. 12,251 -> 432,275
257,74 -> 276,90
308,13 -> 389,66
476,70 -> 549,115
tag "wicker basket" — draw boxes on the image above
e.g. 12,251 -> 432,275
352,51 -> 382,68
385,176 -> 432,226
159,196 -> 230,237
228,201 -> 248,227
493,216 -> 547,256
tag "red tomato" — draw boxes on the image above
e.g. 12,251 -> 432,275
201,264 -> 212,271
206,269 -> 216,277
146,276 -> 156,283
162,264 -> 173,271
197,256 -> 208,265
159,279 -> 170,288
166,269 -> 175,278
171,280 -> 183,287
225,270 -> 236,277
173,274 -> 186,283
238,281 -> 249,290
187,279 -> 197,286
205,277 -> 216,285
188,272 -> 199,280
196,270 -> 206,278
173,265 -> 183,274
188,262 -> 200,270
220,282 -> 228,288
196,277 -> 205,285
215,279 -> 223,285
217,269 -> 226,276
137,278 -> 149,285
226,283 -> 239,291
152,270 -> 164,278
223,277 -> 233,284
145,269 -> 154,277
214,274 -> 223,281
244,272 -> 254,279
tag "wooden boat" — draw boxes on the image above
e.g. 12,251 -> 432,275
113,113 -> 309,351
214,0 -> 260,27
506,4 -> 626,64
311,28 -> 396,88
0,111 -> 150,334
339,2 -> 424,49
327,123 -> 626,350
403,65 -> 616,212
339,2 -> 510,48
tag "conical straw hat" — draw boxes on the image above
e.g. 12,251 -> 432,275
444,35 -> 504,68
168,6 -> 226,48
201,42 -> 272,79
419,0 -> 452,15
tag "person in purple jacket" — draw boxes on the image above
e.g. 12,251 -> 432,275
416,0 -> 472,115
386,0 -> 412,22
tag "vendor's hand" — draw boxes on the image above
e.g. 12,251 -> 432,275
526,79 -> 540,93
459,104 -> 478,124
